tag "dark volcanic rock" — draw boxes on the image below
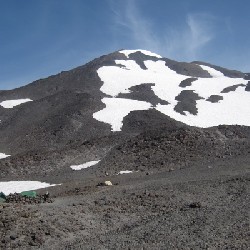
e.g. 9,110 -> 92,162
164,59 -> 211,78
221,84 -> 246,93
121,51 -> 211,78
174,90 -> 204,115
179,78 -> 198,88
122,109 -> 186,134
0,133 -> 128,179
244,73 -> 250,80
1,124 -> 245,180
5,192 -> 53,204
245,81 -> 250,91
193,61 -> 245,78
0,91 -> 112,154
217,124 -> 250,139
127,51 -> 159,69
97,126 -> 250,175
117,83 -> 169,107
206,95 -> 223,103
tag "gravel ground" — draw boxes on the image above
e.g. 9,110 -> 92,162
0,157 -> 249,250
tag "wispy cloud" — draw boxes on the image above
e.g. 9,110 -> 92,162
121,0 -> 161,52
164,13 -> 215,60
108,0 -> 161,52
109,0 -> 216,61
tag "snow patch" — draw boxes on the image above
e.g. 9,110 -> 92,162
118,170 -> 133,175
156,85 -> 249,127
93,97 -> 152,131
0,153 -> 10,159
98,60 -> 187,100
0,181 -> 58,195
0,98 -> 32,108
198,65 -> 224,78
120,49 -> 162,58
70,160 -> 100,170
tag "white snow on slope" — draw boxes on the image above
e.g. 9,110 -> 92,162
0,98 -> 32,108
198,64 -> 224,78
98,60 -> 187,101
185,76 -> 245,100
93,97 -> 152,131
95,55 -> 250,129
0,153 -> 10,159
70,160 -> 100,170
0,181 -> 58,195
120,49 -> 162,59
157,85 -> 249,127
118,170 -> 133,174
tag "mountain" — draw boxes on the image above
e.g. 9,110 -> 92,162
0,49 -> 249,179
0,50 -> 249,249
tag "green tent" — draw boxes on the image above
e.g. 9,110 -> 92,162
0,192 -> 6,203
20,190 -> 37,198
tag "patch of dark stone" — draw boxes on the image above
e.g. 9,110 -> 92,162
245,81 -> 250,91
120,51 -> 213,78
179,78 -> 198,88
221,84 -> 246,93
114,62 -> 129,69
127,51 -> 160,70
94,51 -> 128,67
122,109 -> 186,134
189,202 -> 202,208
164,59 -> 211,78
5,192 -> 53,204
217,125 -> 250,139
125,51 -> 212,78
206,95 -> 223,103
117,83 -> 169,107
174,90 -> 204,115
244,73 -> 250,80
180,202 -> 202,211
193,61 -> 245,78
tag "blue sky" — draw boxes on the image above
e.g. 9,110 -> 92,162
0,0 -> 250,89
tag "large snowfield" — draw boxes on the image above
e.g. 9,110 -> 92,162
94,49 -> 250,130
